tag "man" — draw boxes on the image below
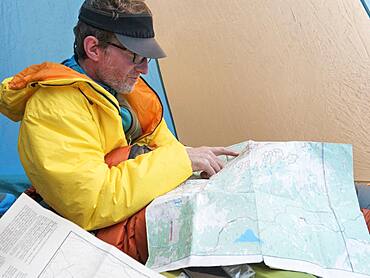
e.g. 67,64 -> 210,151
0,0 -> 237,263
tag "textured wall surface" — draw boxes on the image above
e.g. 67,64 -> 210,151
147,0 -> 370,181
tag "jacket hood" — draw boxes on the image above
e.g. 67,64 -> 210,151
0,62 -> 120,122
1,62 -> 163,137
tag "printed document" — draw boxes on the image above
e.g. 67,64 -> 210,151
0,194 -> 163,278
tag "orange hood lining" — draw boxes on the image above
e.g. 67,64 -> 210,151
8,62 -> 90,90
8,62 -> 163,137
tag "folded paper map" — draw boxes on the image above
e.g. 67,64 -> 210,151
146,141 -> 370,278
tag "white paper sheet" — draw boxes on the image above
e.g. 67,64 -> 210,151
0,194 -> 163,278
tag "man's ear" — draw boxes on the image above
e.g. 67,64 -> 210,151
83,36 -> 101,62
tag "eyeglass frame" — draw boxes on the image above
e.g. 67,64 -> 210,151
104,41 -> 151,65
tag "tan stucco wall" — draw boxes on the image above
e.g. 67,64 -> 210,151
147,0 -> 370,181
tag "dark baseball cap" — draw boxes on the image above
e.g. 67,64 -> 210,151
78,3 -> 166,59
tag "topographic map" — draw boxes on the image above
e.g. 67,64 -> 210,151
146,141 -> 370,277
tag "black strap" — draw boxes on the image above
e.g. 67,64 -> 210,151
79,4 -> 154,38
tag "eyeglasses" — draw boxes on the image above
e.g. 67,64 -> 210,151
106,42 -> 151,65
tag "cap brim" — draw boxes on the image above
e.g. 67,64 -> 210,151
115,34 -> 166,59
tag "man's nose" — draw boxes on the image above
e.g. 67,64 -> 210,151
135,59 -> 149,74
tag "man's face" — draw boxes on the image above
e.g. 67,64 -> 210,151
96,41 -> 149,94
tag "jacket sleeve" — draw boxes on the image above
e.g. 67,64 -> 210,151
19,87 -> 192,230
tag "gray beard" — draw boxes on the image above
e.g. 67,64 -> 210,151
110,82 -> 134,95
119,83 -> 134,94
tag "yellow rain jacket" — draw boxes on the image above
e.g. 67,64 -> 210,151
0,62 -> 192,230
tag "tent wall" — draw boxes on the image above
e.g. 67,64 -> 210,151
147,0 -> 370,181
0,0 -> 175,192
362,0 -> 370,17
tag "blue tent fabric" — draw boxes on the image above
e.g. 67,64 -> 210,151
0,193 -> 16,216
361,0 -> 370,17
0,1 -> 176,197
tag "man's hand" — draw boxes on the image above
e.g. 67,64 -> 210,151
186,147 -> 239,178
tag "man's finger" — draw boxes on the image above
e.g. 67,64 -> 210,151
207,155 -> 222,173
203,162 -> 216,177
208,151 -> 225,171
215,157 -> 224,170
210,147 -> 239,157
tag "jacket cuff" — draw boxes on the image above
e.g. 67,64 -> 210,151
104,146 -> 132,168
